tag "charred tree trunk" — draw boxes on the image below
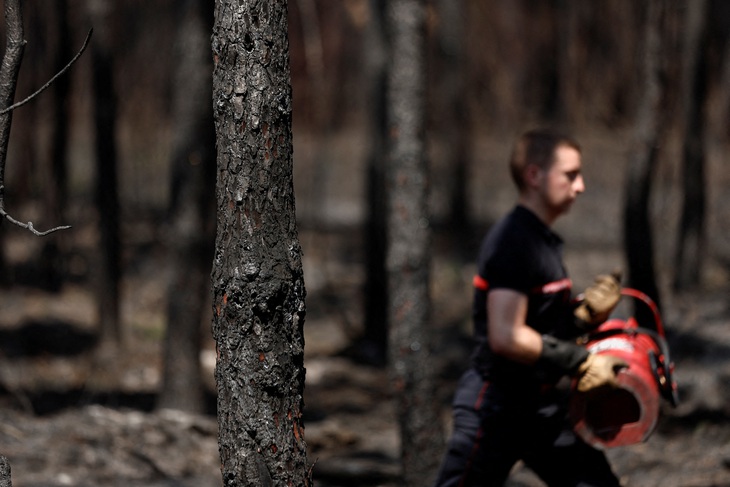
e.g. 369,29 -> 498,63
361,0 -> 389,365
158,0 -> 216,414
386,0 -> 442,484
623,0 -> 665,325
0,454 -> 11,487
674,0 -> 708,291
0,0 -> 25,287
211,1 -> 309,485
0,2 -> 30,483
88,0 -> 122,353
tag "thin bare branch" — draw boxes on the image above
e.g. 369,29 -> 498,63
0,208 -> 72,236
0,28 -> 93,116
0,7 -> 88,236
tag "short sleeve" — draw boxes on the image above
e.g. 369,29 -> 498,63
482,233 -> 535,294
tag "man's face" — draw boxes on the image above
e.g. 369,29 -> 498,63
539,145 -> 585,219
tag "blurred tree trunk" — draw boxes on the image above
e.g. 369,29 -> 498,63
674,0 -> 708,291
298,0 -> 326,128
10,6 -> 41,209
0,227 -> 5,287
436,0 -> 471,238
555,3 -> 641,125
49,0 -> 70,219
37,0 -> 72,292
361,0 -> 389,365
623,0 -> 665,325
718,15 -> 730,143
555,0 -> 581,124
386,0 -> 442,484
295,0 -> 329,228
157,0 -> 215,414
211,1 -> 309,485
88,0 -> 122,354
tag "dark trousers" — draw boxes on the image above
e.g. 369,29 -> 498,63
432,368 -> 621,487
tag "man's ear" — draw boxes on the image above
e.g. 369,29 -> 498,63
523,164 -> 543,189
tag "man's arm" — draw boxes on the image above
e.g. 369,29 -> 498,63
488,288 -> 594,376
487,288 -> 542,364
488,287 -> 626,388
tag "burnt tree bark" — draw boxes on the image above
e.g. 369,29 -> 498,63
623,0 -> 665,325
386,0 -> 443,484
674,0 -> 709,291
0,454 -> 10,487
0,26 -> 23,485
0,0 -> 18,474
158,0 -> 216,414
0,0 -> 25,286
88,0 -> 122,353
211,1 -> 309,485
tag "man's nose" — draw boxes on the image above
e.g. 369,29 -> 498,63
574,175 -> 585,193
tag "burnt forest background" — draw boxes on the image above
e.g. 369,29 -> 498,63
0,1 -> 730,486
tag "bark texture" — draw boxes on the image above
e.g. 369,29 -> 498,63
0,0 -> 25,225
385,0 -> 442,484
0,455 -> 11,487
211,1 -> 309,485
0,2 -> 23,479
0,0 -> 24,284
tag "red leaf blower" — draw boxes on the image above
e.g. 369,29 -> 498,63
569,288 -> 679,449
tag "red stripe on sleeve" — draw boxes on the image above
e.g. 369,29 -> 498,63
532,278 -> 572,295
473,275 -> 489,291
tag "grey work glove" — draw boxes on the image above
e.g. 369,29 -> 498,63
574,272 -> 622,329
575,353 -> 628,393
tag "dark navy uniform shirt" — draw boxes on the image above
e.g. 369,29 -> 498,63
471,205 -> 578,386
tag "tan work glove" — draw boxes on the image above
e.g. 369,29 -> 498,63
575,353 -> 628,393
574,272 -> 621,329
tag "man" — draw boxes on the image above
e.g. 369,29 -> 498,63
432,129 -> 626,487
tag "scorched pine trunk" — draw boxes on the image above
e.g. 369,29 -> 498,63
211,1 -> 308,485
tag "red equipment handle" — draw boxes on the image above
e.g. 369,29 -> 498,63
619,288 -> 665,337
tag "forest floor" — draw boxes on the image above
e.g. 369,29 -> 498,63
0,222 -> 728,487
0,130 -> 729,486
